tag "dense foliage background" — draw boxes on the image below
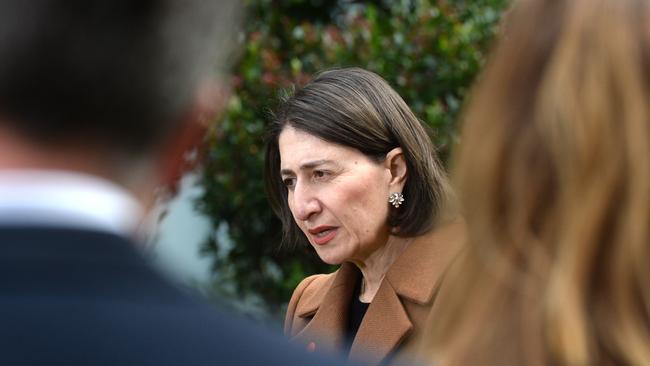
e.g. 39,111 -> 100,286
196,0 -> 508,322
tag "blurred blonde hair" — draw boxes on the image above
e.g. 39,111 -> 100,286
421,0 -> 650,364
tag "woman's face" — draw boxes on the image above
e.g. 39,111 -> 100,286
279,126 -> 400,265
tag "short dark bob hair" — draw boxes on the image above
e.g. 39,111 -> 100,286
264,67 -> 451,247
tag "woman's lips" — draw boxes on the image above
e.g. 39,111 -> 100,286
308,226 -> 338,245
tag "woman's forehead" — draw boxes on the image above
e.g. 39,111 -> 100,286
278,127 -> 366,170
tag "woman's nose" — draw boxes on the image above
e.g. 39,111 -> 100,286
292,183 -> 321,221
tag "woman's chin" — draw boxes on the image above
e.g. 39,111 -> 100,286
316,253 -> 345,266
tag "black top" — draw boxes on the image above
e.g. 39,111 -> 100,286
0,226 -> 348,366
343,276 -> 370,355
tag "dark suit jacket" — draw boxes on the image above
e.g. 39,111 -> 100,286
284,221 -> 465,365
0,227 -> 345,366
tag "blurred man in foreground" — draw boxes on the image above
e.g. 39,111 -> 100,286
0,1 -> 345,365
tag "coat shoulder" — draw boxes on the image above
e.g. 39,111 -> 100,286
284,271 -> 337,336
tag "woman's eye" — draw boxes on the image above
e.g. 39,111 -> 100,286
313,170 -> 329,179
282,177 -> 296,188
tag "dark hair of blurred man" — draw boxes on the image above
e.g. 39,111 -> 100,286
0,1 -> 345,365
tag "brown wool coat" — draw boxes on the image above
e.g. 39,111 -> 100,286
284,222 -> 465,365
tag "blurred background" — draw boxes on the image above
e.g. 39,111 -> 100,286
151,0 -> 508,325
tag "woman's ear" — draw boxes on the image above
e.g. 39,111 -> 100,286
385,147 -> 407,190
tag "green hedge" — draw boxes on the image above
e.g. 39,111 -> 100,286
197,0 -> 508,322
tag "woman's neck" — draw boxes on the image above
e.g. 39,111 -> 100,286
351,236 -> 413,303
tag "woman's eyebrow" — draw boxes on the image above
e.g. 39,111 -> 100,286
280,159 -> 335,175
299,159 -> 334,170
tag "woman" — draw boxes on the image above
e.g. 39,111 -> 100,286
421,0 -> 650,365
264,68 -> 463,365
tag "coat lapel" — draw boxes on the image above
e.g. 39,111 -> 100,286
292,221 -> 465,363
350,221 -> 465,363
349,279 -> 412,364
292,263 -> 359,354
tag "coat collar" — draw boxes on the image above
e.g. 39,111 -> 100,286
385,220 -> 465,304
293,221 -> 465,364
292,263 -> 358,354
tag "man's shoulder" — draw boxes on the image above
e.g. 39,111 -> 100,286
0,227 -> 347,365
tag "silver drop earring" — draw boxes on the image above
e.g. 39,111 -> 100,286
388,192 -> 405,208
